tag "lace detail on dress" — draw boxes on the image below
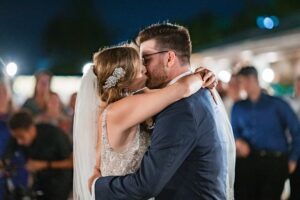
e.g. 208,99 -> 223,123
100,109 -> 150,177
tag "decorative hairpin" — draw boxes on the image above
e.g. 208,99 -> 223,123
103,67 -> 126,89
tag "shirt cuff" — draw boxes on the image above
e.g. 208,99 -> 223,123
91,177 -> 99,199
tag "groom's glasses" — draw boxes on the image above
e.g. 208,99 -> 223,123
142,51 -> 169,66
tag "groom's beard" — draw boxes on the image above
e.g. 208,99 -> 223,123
146,68 -> 168,89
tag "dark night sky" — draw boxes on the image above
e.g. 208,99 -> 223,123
0,0 -> 244,74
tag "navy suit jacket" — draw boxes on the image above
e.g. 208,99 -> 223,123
95,89 -> 227,200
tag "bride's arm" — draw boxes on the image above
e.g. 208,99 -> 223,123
140,67 -> 216,94
108,72 -> 204,132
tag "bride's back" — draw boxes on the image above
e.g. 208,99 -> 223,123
99,108 -> 150,176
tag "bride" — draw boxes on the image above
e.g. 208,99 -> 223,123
73,45 -> 218,199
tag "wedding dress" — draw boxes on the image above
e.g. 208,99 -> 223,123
99,108 -> 151,177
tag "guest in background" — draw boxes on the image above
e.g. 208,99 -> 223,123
66,92 -> 77,136
216,79 -> 227,99
35,92 -> 71,135
0,121 -> 11,198
22,71 -> 52,116
67,92 -> 77,117
285,76 -> 300,119
9,111 -> 73,200
231,66 -> 300,200
0,79 -> 14,121
223,74 -> 241,116
0,79 -> 28,199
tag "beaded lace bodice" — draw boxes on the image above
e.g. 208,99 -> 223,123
100,109 -> 150,176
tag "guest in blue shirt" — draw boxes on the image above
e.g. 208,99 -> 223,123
0,79 -> 28,199
0,121 -> 28,199
0,121 -> 11,198
231,66 -> 300,200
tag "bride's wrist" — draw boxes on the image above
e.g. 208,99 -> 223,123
94,166 -> 100,172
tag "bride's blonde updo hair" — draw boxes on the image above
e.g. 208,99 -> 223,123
93,45 -> 140,104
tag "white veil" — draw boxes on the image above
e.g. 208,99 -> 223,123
212,89 -> 236,200
73,67 -> 100,199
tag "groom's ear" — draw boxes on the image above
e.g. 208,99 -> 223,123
166,51 -> 176,68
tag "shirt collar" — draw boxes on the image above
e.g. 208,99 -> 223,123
248,90 -> 267,104
167,69 -> 193,86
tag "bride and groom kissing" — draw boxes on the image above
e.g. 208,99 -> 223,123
73,22 -> 235,200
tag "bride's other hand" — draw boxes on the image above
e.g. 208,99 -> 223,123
194,67 -> 218,89
194,67 -> 218,104
88,167 -> 102,193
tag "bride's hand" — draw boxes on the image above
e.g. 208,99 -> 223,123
194,67 -> 218,104
194,67 -> 218,89
88,167 -> 102,193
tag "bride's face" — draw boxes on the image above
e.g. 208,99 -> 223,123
128,62 -> 148,92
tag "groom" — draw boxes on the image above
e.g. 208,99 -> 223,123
94,23 -> 229,199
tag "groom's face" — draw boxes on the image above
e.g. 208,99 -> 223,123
140,39 -> 169,89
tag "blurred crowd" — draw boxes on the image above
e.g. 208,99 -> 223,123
0,71 -> 76,199
0,65 -> 300,200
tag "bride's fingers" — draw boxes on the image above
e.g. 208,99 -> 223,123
204,76 -> 218,88
203,71 -> 214,82
194,68 -> 207,79
194,67 -> 205,73
195,67 -> 207,76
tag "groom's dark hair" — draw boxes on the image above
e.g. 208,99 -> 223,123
137,22 -> 192,65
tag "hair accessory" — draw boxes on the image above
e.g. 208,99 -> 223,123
103,67 -> 126,89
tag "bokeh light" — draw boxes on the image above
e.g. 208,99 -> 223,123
218,70 -> 231,83
6,62 -> 18,77
256,16 -> 279,30
262,68 -> 275,83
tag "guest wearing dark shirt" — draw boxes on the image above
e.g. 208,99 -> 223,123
231,66 -> 300,200
8,111 -> 73,200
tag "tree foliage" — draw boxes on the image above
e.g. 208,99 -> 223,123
42,0 -> 110,75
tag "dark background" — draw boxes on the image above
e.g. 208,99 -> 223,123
1,0 -> 300,75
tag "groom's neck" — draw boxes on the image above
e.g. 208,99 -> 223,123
167,64 -> 191,82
